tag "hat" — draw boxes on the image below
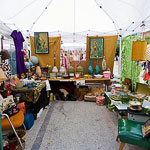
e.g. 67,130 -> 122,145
1,49 -> 11,60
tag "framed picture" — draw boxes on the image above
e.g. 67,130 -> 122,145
34,32 -> 49,54
89,37 -> 104,59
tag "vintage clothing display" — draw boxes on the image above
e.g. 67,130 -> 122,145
11,30 -> 26,75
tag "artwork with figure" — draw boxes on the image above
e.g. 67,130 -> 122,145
90,37 -> 104,59
35,32 -> 49,54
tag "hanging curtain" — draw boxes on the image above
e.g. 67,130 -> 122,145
131,41 -> 147,61
120,36 -> 141,91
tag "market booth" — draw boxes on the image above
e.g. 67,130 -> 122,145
1,31 -> 150,149
1,0 -> 150,149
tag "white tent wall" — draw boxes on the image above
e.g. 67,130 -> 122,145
95,0 -> 150,37
0,0 -> 116,36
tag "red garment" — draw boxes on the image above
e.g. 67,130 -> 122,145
143,73 -> 149,81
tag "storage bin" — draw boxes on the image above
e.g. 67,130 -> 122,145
96,96 -> 105,106
103,71 -> 111,79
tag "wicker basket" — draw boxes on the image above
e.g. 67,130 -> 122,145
7,130 -> 26,150
96,96 -> 105,106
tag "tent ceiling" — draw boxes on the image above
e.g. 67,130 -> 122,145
0,0 -> 150,45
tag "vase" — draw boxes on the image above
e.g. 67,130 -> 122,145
88,60 -> 93,75
36,66 -> 42,77
76,62 -> 84,77
102,56 -> 106,71
60,66 -> 65,73
52,66 -> 58,73
95,59 -> 100,74
68,64 -> 74,74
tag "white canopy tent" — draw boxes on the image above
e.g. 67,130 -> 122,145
1,0 -> 150,44
0,0 -> 150,75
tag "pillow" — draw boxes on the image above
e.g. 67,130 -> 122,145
17,102 -> 26,114
1,49 -> 11,60
142,119 -> 150,138
0,95 -> 15,111
24,113 -> 34,130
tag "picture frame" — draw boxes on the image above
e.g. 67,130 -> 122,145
34,32 -> 49,54
89,37 -> 104,59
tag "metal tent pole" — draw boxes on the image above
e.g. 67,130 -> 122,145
2,114 -> 24,150
118,35 -> 122,76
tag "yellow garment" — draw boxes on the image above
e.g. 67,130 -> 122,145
132,41 -> 147,61
30,36 -> 61,71
85,35 -> 118,74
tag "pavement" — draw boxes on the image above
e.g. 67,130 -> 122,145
25,101 -> 148,150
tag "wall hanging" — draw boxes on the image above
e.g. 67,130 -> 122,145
131,40 -> 147,61
89,37 -> 104,59
34,32 -> 49,54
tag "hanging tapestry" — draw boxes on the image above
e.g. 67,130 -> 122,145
120,36 -> 141,91
132,41 -> 147,61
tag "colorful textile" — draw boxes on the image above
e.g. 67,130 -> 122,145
11,30 -> 26,75
120,36 -> 141,91
12,82 -> 46,103
8,51 -> 17,75
1,61 -> 11,79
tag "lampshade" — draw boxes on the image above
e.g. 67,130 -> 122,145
145,45 -> 150,61
132,41 -> 147,61
0,68 -> 7,82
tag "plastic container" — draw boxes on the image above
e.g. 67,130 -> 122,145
96,96 -> 105,106
103,71 -> 111,79
50,93 -> 53,101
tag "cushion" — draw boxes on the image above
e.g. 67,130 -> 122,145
24,113 -> 34,130
17,102 -> 26,114
142,119 -> 150,138
1,110 -> 24,131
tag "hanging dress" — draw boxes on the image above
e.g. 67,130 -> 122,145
11,30 -> 26,75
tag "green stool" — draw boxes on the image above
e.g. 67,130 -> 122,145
118,119 -> 150,150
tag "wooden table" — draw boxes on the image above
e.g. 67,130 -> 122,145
49,78 -> 110,91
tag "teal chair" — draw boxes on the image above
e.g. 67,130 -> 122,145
118,119 -> 150,150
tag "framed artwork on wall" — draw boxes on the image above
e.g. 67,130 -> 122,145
89,37 -> 104,59
34,32 -> 49,54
